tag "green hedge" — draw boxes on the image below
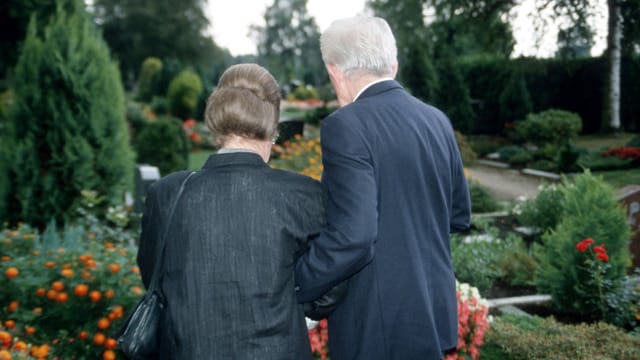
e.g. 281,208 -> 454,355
461,56 -> 640,134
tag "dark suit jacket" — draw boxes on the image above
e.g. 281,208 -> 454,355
295,80 -> 471,360
137,152 -> 324,359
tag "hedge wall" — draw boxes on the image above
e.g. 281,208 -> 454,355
460,56 -> 640,134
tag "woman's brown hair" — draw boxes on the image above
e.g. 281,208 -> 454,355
205,64 -> 280,145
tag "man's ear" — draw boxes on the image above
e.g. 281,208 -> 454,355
326,64 -> 340,82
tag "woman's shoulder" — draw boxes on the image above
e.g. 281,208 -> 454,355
266,167 -> 321,192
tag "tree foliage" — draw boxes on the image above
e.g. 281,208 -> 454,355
369,0 -> 439,102
91,0 -> 228,85
252,0 -> 325,86
2,0 -> 135,228
167,69 -> 204,120
0,0 -> 58,81
426,0 -> 516,60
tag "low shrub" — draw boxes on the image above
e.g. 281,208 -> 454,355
485,314 -> 640,360
515,183 -> 564,235
0,222 -> 141,359
468,180 -> 502,214
452,223 -> 527,294
513,109 -> 582,147
496,145 -> 532,166
534,171 -> 632,322
468,136 -> 508,158
134,116 -> 190,176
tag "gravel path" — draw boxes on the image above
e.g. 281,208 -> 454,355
466,163 -> 556,202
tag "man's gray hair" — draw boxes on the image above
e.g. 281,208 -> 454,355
320,16 -> 397,77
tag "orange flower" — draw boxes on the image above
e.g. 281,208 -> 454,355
108,263 -> 121,273
25,326 -> 36,335
4,267 -> 18,278
61,268 -> 74,278
78,330 -> 88,340
29,344 -> 49,358
44,261 -> 56,269
104,337 -> 117,349
103,349 -> 116,360
51,281 -> 65,291
97,317 -> 110,330
74,284 -> 89,297
104,289 -> 115,299
104,242 -> 115,249
89,290 -> 102,302
131,266 -> 140,274
32,307 -> 42,315
46,289 -> 57,300
0,256 -> 10,262
0,331 -> 11,346
12,340 -> 27,351
7,301 -> 18,313
4,320 -> 15,329
93,332 -> 106,345
131,286 -> 143,295
0,349 -> 11,360
35,288 -> 46,297
56,292 -> 68,303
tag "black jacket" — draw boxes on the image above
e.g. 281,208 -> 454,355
137,152 -> 340,359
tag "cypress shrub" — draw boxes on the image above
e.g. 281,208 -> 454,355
0,90 -> 13,221
498,70 -> 532,123
3,0 -> 135,228
134,116 -> 189,176
167,69 -> 203,120
135,57 -> 163,103
534,171 -> 631,318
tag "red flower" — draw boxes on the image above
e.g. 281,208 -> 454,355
576,238 -> 594,252
593,244 -> 606,254
596,252 -> 609,262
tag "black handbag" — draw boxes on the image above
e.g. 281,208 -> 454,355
116,171 -> 195,359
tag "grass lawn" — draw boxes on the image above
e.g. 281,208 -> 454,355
189,149 -> 215,170
574,132 -> 635,151
595,168 -> 640,190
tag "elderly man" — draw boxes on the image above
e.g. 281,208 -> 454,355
294,16 -> 471,359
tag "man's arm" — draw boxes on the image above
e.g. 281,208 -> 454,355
450,140 -> 471,233
294,115 -> 378,302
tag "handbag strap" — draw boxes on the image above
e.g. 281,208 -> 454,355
147,171 -> 196,291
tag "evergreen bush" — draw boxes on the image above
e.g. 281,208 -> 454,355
2,0 -> 134,228
514,109 -> 582,147
498,71 -> 532,123
515,183 -> 564,234
135,57 -> 163,103
0,90 -> 13,221
134,116 -> 189,176
485,314 -> 640,360
534,171 -> 631,318
167,69 -> 203,119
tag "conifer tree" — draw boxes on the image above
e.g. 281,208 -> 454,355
3,0 -> 134,228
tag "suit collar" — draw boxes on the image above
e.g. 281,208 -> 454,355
202,151 -> 267,170
355,79 -> 403,101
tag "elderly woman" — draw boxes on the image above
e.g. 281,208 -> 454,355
136,64 -> 334,359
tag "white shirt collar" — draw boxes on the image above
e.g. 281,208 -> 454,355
352,77 -> 394,102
